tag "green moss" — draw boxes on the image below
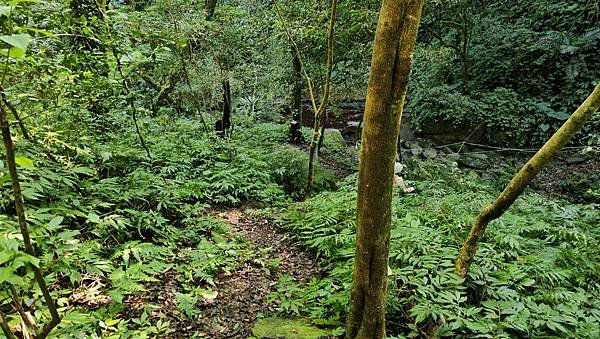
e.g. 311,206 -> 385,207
251,317 -> 330,339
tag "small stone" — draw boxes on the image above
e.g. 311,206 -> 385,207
423,148 -> 438,159
446,153 -> 460,162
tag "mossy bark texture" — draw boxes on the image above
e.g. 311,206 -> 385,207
206,0 -> 217,19
346,1 -> 423,338
455,84 -> 600,278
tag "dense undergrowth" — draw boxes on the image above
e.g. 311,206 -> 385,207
1,0 -> 599,337
0,117 -> 336,337
276,160 -> 600,338
2,115 -> 599,337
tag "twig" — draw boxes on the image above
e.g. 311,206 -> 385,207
9,285 -> 37,332
112,48 -> 152,159
0,310 -> 16,339
0,105 -> 61,339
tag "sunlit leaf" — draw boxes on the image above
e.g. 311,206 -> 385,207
15,157 -> 34,167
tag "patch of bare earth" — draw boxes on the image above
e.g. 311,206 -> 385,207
193,210 -> 323,338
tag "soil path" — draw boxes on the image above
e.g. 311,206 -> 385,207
195,210 -> 323,338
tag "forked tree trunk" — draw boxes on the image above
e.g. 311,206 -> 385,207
303,0 -> 337,200
288,49 -> 304,144
455,84 -> 600,277
0,91 -> 30,141
346,1 -> 424,338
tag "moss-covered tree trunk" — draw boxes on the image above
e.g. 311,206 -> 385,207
455,83 -> 600,278
346,1 -> 424,338
288,49 -> 304,144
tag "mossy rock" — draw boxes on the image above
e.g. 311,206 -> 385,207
252,317 -> 330,339
323,128 -> 347,150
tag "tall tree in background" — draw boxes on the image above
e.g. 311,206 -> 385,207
69,0 -> 107,70
455,83 -> 600,277
288,49 -> 304,144
346,0 -> 424,338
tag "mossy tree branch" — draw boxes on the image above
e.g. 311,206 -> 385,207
455,83 -> 600,278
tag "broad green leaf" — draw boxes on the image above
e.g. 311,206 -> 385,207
0,266 -> 24,285
0,174 -> 8,185
15,156 -> 34,167
0,47 -> 25,58
48,215 -> 64,228
13,252 -> 40,268
0,6 -> 12,16
0,33 -> 31,50
87,212 -> 101,223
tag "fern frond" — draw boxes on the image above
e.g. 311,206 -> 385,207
581,28 -> 600,44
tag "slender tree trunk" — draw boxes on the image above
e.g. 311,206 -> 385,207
317,110 -> 327,151
220,79 -> 232,137
303,0 -> 337,200
0,92 -> 30,141
455,84 -> 600,277
112,49 -> 152,159
288,49 -> 304,144
0,105 -> 61,339
346,1 -> 424,338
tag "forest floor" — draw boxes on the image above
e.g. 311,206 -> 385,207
120,209 -> 324,338
195,209 -> 323,338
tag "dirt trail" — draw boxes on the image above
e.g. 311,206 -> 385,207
195,210 -> 323,338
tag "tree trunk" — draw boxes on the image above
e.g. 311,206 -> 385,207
217,79 -> 232,137
317,106 -> 327,151
206,0 -> 217,19
455,84 -> 600,278
113,49 -> 152,159
303,0 -> 337,200
346,1 -> 424,338
0,91 -> 30,141
288,49 -> 304,144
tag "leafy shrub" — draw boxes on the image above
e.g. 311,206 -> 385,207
279,160 -> 600,338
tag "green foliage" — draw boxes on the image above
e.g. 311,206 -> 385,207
0,0 -> 598,337
413,0 -> 600,146
280,160 -> 600,337
239,123 -> 337,199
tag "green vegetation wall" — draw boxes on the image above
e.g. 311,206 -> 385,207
409,0 -> 600,146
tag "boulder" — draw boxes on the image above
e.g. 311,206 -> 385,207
459,154 -> 490,170
323,128 -> 347,149
446,152 -> 461,162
